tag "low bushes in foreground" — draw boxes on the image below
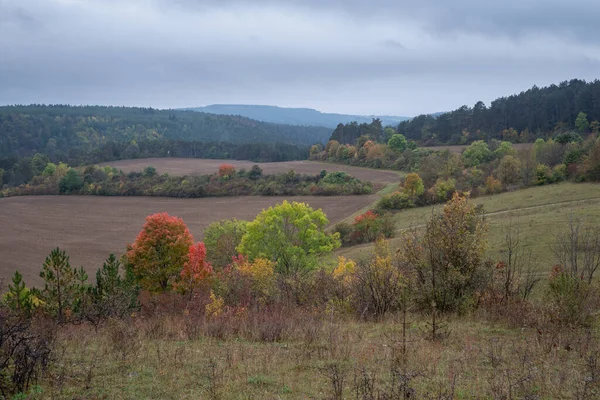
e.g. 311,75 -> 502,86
2,195 -> 600,398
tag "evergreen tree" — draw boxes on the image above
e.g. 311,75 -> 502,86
39,248 -> 87,321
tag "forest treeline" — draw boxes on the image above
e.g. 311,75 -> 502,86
396,79 -> 600,144
0,105 -> 330,186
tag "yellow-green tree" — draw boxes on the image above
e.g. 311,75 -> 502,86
403,173 -> 425,197
238,201 -> 340,275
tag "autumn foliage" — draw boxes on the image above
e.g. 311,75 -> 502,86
218,164 -> 236,177
126,212 -> 194,292
177,242 -> 213,294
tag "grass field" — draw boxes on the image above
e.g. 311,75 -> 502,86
0,194 -> 378,285
44,311 -> 593,399
101,158 -> 404,185
338,182 -> 600,271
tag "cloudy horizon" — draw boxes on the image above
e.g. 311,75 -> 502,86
1,0 -> 599,116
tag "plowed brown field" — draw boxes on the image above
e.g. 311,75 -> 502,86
0,194 -> 378,284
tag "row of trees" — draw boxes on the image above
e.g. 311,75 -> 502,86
0,140 -> 309,188
1,163 -> 373,198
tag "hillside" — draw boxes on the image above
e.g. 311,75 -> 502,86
0,105 -> 331,158
398,79 -> 600,144
184,104 -> 409,128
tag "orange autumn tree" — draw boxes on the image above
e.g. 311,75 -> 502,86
218,164 -> 236,177
126,212 -> 194,292
177,242 -> 213,295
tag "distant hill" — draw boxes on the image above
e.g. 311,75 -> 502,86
183,104 -> 410,128
0,105 -> 331,157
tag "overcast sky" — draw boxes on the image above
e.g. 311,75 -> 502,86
1,0 -> 599,116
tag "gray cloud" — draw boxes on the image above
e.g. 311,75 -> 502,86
0,0 -> 599,115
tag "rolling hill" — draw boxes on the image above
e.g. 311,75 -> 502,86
183,104 -> 410,128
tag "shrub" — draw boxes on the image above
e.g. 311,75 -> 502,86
351,211 -> 395,244
333,222 -> 353,246
142,165 -> 156,177
535,164 -> 553,185
398,192 -> 489,314
403,173 -> 425,197
546,266 -> 597,327
376,191 -> 413,210
0,308 -> 54,397
218,164 -> 236,178
321,171 -> 355,185
485,176 -> 503,194
351,238 -> 405,319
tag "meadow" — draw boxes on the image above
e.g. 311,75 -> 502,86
2,159 -> 600,399
338,182 -> 600,273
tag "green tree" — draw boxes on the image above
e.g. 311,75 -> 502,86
30,153 -> 50,176
575,111 -> 589,133
90,254 -> 140,319
203,219 -> 248,269
238,201 -> 341,275
42,162 -> 57,177
387,134 -> 408,152
3,271 -> 34,313
39,248 -> 88,321
143,166 -> 157,177
461,140 -> 492,167
496,155 -> 521,185
58,168 -> 83,194
493,141 -> 514,159
248,165 -> 263,180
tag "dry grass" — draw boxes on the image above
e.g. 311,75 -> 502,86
35,309 -> 600,399
338,182 -> 600,273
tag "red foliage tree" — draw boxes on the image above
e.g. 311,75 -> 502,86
218,164 -> 236,177
126,212 -> 194,292
178,242 -> 213,294
352,211 -> 382,243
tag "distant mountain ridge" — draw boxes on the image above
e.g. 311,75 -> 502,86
183,104 -> 410,128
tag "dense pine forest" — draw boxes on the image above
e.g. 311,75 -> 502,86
396,79 -> 600,144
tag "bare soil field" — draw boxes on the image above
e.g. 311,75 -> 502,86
423,143 -> 533,153
100,158 -> 403,184
0,194 -> 376,285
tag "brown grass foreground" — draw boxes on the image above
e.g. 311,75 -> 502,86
0,195 -> 377,286
36,302 -> 600,399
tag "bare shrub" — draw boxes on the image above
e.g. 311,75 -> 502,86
352,237 -> 405,320
319,361 -> 348,400
552,214 -> 600,284
105,318 -> 140,362
0,309 -> 54,397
